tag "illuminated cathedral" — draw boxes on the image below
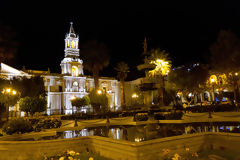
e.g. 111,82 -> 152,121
0,23 -> 121,115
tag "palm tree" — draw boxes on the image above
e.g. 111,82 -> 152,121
115,62 -> 129,107
81,40 -> 110,90
146,49 -> 172,106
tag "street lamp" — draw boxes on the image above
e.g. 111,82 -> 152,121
2,88 -> 18,120
210,76 -> 216,103
234,72 -> 239,104
131,93 -> 138,105
97,89 -> 102,95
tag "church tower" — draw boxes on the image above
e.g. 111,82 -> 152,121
60,22 -> 84,76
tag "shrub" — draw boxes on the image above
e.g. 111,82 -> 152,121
2,118 -> 33,135
165,112 -> 183,120
134,113 -> 148,121
186,104 -> 237,113
29,118 -> 40,125
154,113 -> 166,120
35,118 -> 62,132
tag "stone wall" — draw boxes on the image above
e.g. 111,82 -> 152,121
0,137 -> 90,160
0,132 -> 240,160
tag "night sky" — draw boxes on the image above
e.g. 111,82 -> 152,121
1,1 -> 240,80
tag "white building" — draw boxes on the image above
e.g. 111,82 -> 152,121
0,23 -> 121,115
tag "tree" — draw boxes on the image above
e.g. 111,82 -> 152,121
19,97 -> 31,116
71,96 -> 90,113
167,64 -> 209,105
88,89 -> 108,113
0,78 -> 20,120
0,25 -> 18,65
11,76 -> 46,98
81,40 -> 110,90
210,30 -> 240,73
30,97 -> 47,115
19,97 -> 46,116
210,30 -> 240,102
114,61 -> 129,107
145,49 -> 172,106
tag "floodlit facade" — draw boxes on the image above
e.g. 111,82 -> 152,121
0,23 -> 121,115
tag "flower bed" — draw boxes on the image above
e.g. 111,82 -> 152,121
43,150 -> 111,160
162,147 -> 199,160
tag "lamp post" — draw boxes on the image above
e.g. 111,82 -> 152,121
97,89 -> 102,95
131,93 -> 138,106
210,78 -> 216,103
234,72 -> 239,104
2,88 -> 18,121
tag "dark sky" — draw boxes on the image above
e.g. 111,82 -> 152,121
1,1 -> 240,80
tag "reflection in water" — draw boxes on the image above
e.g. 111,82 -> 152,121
38,123 -> 240,142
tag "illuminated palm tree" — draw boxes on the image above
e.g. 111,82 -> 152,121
81,40 -> 110,90
115,62 -> 129,108
146,49 -> 172,106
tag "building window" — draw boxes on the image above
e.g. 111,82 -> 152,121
72,41 -> 75,48
71,66 -> 78,76
103,87 -> 106,94
59,86 -> 63,92
67,40 -> 70,48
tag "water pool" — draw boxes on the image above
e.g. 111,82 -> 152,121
35,122 -> 240,142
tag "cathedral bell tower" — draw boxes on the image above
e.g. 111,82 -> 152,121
60,22 -> 84,76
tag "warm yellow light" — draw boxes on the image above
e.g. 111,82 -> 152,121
209,75 -> 217,84
72,41 -> 75,48
12,90 -> 16,95
177,91 -> 182,96
210,78 -> 215,83
132,93 -> 138,98
71,66 -> 78,77
149,58 -> 171,76
6,88 -> 11,93
70,96 -> 76,100
235,72 -> 238,76
97,90 -> 102,95
67,40 -> 70,47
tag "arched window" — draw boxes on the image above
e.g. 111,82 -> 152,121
71,66 -> 78,76
72,41 -> 75,48
67,40 -> 70,47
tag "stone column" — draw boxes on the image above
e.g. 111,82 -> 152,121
198,126 -> 201,133
204,126 -> 207,132
212,126 -> 215,132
